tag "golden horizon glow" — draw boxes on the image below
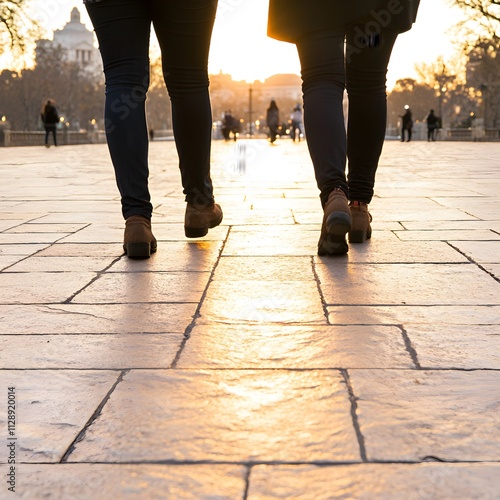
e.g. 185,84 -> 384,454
1,0 -> 466,89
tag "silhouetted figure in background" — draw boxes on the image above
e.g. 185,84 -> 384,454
222,111 -> 239,141
290,104 -> 303,142
266,100 -> 280,144
41,99 -> 59,148
401,107 -> 413,142
426,109 -> 439,141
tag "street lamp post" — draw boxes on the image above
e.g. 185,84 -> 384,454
248,84 -> 253,137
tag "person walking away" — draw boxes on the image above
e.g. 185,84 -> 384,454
401,106 -> 413,142
268,0 -> 420,255
85,0 -> 223,258
266,100 -> 280,144
426,109 -> 439,141
41,99 -> 59,148
290,104 -> 303,142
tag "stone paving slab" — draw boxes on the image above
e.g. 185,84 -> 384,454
247,464 -> 500,499
0,464 -> 247,499
199,280 -> 326,324
0,271 -> 97,304
317,263 -> 498,305
0,303 -> 197,334
328,304 -> 500,325
72,271 -> 210,304
316,239 -> 469,263
407,324 -> 500,369
177,324 -> 414,369
351,370 -> 500,461
450,240 -> 500,263
0,141 -> 499,498
69,369 -> 360,463
0,370 -> 118,462
0,333 -> 183,369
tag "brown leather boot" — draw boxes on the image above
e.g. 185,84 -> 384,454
318,188 -> 351,256
123,215 -> 157,258
184,203 -> 223,238
349,201 -> 372,243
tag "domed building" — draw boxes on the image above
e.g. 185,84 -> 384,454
36,7 -> 100,75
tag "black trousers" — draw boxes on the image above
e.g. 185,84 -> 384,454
44,126 -> 57,146
296,26 -> 398,206
86,0 -> 217,219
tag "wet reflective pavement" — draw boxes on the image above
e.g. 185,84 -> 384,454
0,139 -> 499,498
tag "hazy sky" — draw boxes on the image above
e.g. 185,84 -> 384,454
30,0 -> 465,89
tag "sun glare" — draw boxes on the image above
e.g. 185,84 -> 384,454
209,0 -> 300,82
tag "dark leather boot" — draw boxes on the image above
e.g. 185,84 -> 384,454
349,201 -> 372,243
184,203 -> 223,238
123,215 -> 157,258
318,188 -> 351,255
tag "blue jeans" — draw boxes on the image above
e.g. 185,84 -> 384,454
85,0 -> 217,219
296,26 -> 398,206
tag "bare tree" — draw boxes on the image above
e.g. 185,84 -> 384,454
0,0 -> 39,56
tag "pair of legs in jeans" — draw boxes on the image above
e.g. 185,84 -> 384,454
296,26 -> 398,207
85,0 -> 217,221
295,26 -> 398,254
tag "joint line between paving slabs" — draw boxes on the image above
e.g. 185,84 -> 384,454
242,466 -> 252,500
62,255 -> 124,304
340,369 -> 368,462
311,256 -> 330,323
60,369 -> 129,463
170,227 -> 232,368
447,242 -> 500,284
0,225 -> 92,272
398,325 -> 422,369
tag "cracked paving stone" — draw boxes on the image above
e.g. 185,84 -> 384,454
0,303 -> 197,334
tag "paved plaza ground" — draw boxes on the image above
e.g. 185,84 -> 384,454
0,138 -> 499,498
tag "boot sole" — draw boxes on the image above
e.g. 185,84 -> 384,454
318,212 -> 351,256
124,242 -> 157,259
184,213 -> 223,238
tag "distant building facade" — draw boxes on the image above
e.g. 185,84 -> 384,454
36,7 -> 100,75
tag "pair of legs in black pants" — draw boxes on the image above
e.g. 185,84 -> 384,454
296,26 -> 398,207
85,0 -> 217,220
44,126 -> 57,147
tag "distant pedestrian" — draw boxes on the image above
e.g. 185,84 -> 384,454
41,99 -> 59,148
401,106 -> 413,142
290,104 -> 303,142
266,100 -> 280,144
149,129 -> 155,141
222,111 -> 239,141
426,109 -> 439,141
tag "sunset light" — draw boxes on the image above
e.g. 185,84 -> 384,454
3,0 -> 466,89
